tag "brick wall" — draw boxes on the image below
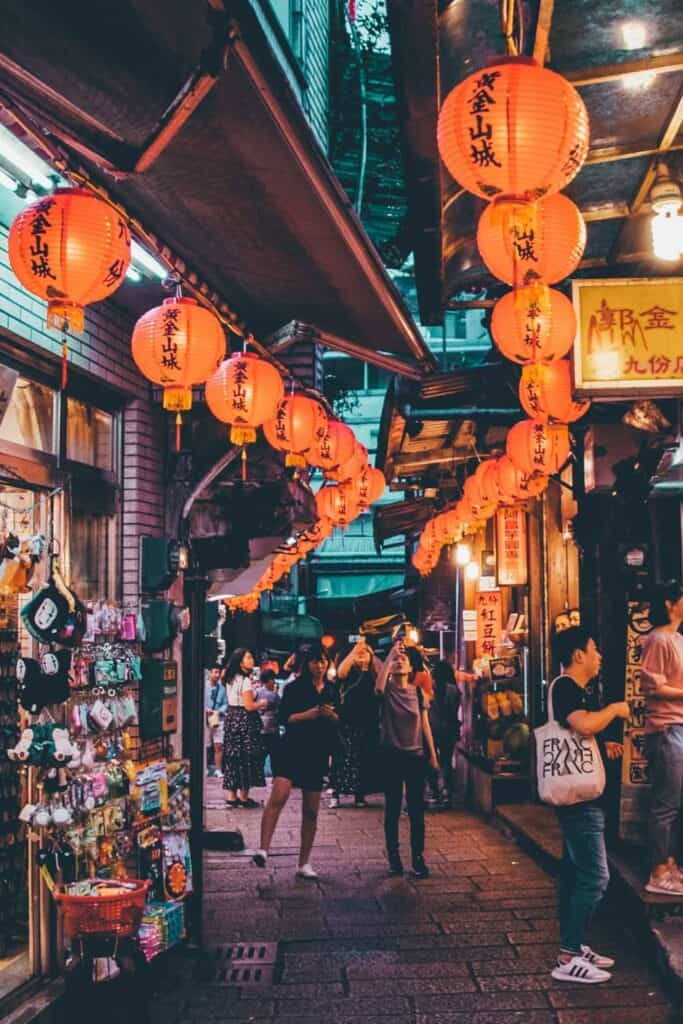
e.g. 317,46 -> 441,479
0,221 -> 166,604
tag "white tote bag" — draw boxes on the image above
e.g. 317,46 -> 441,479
534,677 -> 606,806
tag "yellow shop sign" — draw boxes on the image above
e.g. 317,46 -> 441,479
572,277 -> 683,397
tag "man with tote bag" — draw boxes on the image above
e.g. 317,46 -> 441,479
535,627 -> 630,984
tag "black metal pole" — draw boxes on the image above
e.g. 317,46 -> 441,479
183,570 -> 207,948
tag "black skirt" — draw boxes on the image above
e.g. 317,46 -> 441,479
222,707 -> 265,791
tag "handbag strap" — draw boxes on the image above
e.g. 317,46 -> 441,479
546,676 -> 561,726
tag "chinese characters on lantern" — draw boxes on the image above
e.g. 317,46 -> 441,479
161,305 -> 181,376
467,71 -> 502,173
231,359 -> 249,416
476,589 -> 502,659
496,506 -> 528,587
573,279 -> 683,395
29,199 -> 56,281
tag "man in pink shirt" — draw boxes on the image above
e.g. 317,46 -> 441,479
641,580 -> 683,895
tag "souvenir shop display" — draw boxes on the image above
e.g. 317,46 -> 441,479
0,625 -> 22,958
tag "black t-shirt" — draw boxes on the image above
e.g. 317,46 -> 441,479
552,674 -> 591,729
278,676 -> 339,753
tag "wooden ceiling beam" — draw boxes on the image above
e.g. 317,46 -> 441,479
565,52 -> 683,87
533,0 -> 555,65
586,140 -> 683,166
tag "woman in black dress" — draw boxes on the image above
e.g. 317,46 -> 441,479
222,648 -> 267,808
329,638 -> 382,807
252,643 -> 339,879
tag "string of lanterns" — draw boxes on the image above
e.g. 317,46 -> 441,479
7,186 -> 386,605
413,53 -> 594,579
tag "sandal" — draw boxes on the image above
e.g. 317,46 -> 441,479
225,799 -> 238,809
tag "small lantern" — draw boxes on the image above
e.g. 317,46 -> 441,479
308,418 -> 356,472
491,285 -> 576,364
519,362 -> 590,424
263,393 -> 328,468
495,454 -> 549,502
477,194 -> 586,287
205,352 -> 284,478
132,296 -> 225,448
327,441 -> 368,484
357,466 -> 385,510
315,484 -> 359,527
506,419 -> 571,477
9,187 -> 131,386
437,57 -> 589,201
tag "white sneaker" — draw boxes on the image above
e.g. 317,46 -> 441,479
328,797 -> 339,809
252,849 -> 268,868
296,863 -> 318,880
580,945 -> 615,969
551,956 -> 611,984
645,872 -> 683,896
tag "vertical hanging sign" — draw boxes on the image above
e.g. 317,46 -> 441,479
476,589 -> 502,659
496,506 -> 528,586
619,600 -> 652,842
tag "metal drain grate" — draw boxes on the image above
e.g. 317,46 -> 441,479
213,942 -> 279,985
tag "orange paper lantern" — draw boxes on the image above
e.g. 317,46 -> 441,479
327,441 -> 368,483
8,187 -> 131,333
308,418 -> 356,472
437,57 -> 589,201
315,484 -> 359,527
357,466 -> 385,510
491,285 -> 576,365
477,194 -> 586,287
519,362 -> 590,424
506,420 -> 570,477
263,393 -> 328,467
205,351 -> 284,445
495,455 -> 548,502
132,297 -> 225,443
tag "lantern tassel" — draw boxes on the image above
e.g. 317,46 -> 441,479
60,335 -> 68,390
175,412 -> 182,452
241,446 -> 247,482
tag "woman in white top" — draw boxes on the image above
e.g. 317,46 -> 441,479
222,648 -> 267,808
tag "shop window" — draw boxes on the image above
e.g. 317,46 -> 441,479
367,364 -> 391,391
0,373 -> 56,453
69,511 -> 116,602
323,354 -> 365,391
66,398 -> 114,471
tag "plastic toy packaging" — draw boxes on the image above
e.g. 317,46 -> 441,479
128,760 -> 168,824
162,832 -> 192,899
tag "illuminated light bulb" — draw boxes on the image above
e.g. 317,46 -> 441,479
589,348 -> 621,380
622,70 -> 656,92
651,212 -> 683,262
455,543 -> 471,567
465,561 -> 480,581
408,627 -> 419,644
620,20 -> 647,50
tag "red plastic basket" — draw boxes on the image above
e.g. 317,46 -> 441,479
55,879 -> 150,939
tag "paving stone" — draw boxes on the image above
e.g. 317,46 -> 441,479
349,977 -> 478,995
555,1010 -> 673,1024
415,1013 -> 557,1024
414,991 -> 552,1014
274,996 -> 411,1017
345,960 -> 471,980
548,985 -> 668,1009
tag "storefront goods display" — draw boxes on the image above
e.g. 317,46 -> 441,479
55,879 -> 150,941
476,194 -> 586,287
437,57 -> 589,201
0,532 -> 46,594
491,285 -> 577,365
21,556 -> 86,648
0,627 -> 23,958
132,296 -> 226,449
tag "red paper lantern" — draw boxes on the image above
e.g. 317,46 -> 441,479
477,194 -> 586,287
506,420 -> 570,477
437,57 -> 589,201
519,362 -> 590,424
495,455 -> 548,502
132,297 -> 225,444
327,441 -> 368,483
308,419 -> 356,472
263,393 -> 328,467
356,466 -> 385,510
491,285 -> 576,365
8,188 -> 131,333
315,484 -> 359,527
206,351 -> 284,444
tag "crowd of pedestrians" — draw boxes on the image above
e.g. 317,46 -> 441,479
205,578 -> 683,989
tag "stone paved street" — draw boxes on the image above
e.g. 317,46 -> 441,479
151,779 -> 678,1024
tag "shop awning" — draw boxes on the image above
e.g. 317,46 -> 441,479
0,0 -> 433,374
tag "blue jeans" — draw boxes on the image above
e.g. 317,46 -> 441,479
556,802 -> 609,955
646,724 -> 683,869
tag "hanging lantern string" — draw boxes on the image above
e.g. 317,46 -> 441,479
0,99 -> 306,391
500,0 -> 523,57
60,318 -> 69,390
